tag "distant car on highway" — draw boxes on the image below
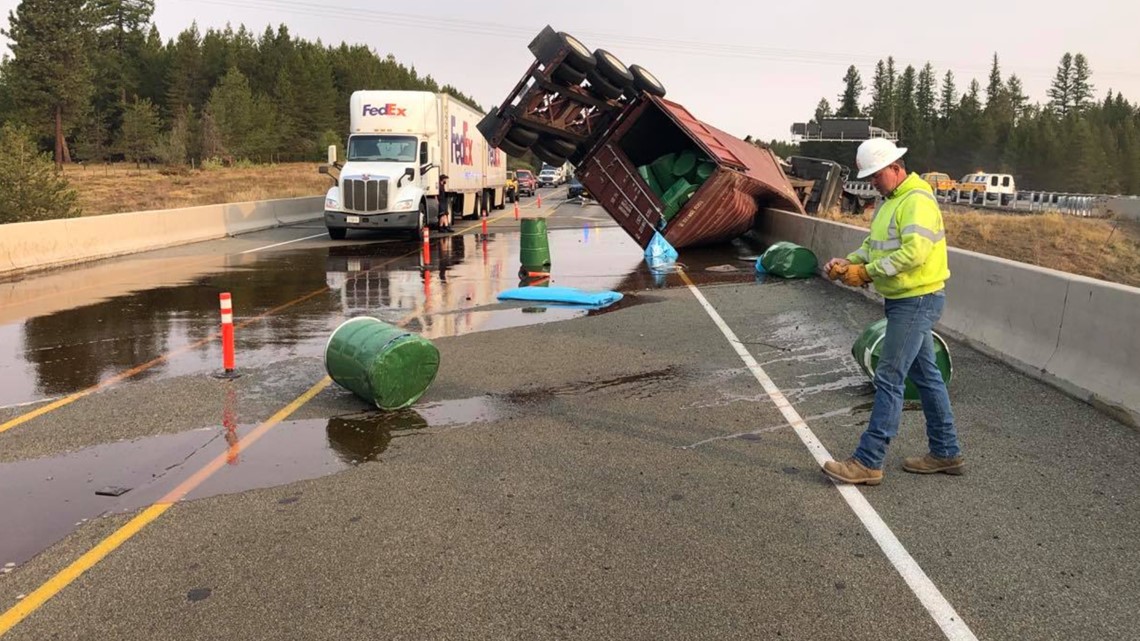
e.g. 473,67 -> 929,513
538,168 -> 560,187
567,176 -> 589,200
515,169 -> 537,196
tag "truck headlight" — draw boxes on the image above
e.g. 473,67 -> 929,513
325,197 -> 338,210
395,198 -> 416,210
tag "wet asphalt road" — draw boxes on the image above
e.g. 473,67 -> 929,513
1,189 -> 1138,640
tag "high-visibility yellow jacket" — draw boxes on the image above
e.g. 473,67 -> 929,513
846,172 -> 950,299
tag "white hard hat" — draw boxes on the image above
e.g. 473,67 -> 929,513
855,138 -> 908,179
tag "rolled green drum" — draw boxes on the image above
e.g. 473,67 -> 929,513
851,318 -> 953,401
519,217 -> 551,270
759,241 -> 818,278
325,317 -> 440,410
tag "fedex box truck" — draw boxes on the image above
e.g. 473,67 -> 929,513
322,90 -> 508,239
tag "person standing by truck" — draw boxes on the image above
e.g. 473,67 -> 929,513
821,138 -> 963,486
437,174 -> 453,233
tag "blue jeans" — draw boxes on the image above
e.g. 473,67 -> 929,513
854,292 -> 960,469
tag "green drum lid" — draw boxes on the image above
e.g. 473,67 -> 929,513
672,149 -> 698,178
325,317 -> 440,410
851,318 -> 953,401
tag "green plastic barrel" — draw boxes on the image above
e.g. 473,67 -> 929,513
325,317 -> 440,410
650,153 -> 677,190
638,165 -> 664,198
660,177 -> 697,222
672,150 -> 697,178
519,217 -> 551,270
851,318 -> 953,401
692,161 -> 715,184
759,241 -> 818,278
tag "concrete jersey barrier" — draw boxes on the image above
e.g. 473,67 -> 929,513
0,196 -> 322,278
753,208 -> 1140,427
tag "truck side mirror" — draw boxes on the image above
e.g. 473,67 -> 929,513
327,145 -> 337,165
398,166 -> 415,187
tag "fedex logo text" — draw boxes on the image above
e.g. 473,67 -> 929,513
362,103 -> 407,117
450,116 -> 474,166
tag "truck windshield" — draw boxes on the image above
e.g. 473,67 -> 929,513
347,135 -> 418,162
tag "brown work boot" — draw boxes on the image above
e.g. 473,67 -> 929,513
822,457 -> 883,486
902,453 -> 965,475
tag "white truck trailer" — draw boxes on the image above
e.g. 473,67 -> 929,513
321,90 -> 507,239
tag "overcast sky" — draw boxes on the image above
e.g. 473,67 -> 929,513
3,0 -> 1139,141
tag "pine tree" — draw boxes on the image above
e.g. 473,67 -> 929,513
869,59 -> 894,129
836,65 -> 863,117
1006,74 -> 1027,122
1048,53 -> 1073,115
0,123 -> 81,222
205,66 -> 255,159
939,70 -> 957,120
813,98 -> 832,122
1071,53 -> 1094,113
166,24 -> 206,115
2,0 -> 96,166
916,63 -> 937,123
117,97 -> 160,166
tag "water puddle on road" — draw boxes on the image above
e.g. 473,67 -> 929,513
0,396 -> 505,573
0,224 -> 768,408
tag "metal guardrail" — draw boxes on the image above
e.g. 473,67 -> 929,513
841,182 -> 1111,217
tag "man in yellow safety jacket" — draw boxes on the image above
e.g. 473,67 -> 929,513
821,138 -> 963,486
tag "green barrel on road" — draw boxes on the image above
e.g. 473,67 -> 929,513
851,318 -> 953,401
520,217 -> 551,271
759,241 -> 818,278
325,317 -> 440,410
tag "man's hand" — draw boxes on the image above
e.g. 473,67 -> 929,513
824,257 -> 851,281
841,264 -> 873,288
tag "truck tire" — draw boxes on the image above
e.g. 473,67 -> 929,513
476,112 -> 505,146
559,32 -> 595,72
553,63 -> 587,86
538,136 -> 578,158
328,226 -> 346,240
531,142 -> 568,168
629,64 -> 667,98
497,138 -> 529,158
506,125 -> 540,148
593,49 -> 634,89
585,69 -> 624,101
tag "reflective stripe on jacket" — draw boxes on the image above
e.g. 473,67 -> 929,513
846,172 -> 950,299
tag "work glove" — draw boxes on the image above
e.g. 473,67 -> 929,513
841,264 -> 872,288
826,262 -> 848,280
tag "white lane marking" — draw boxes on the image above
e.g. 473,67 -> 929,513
683,279 -> 978,641
0,397 -> 61,411
239,232 -> 328,254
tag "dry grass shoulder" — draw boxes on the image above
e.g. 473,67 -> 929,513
61,163 -> 330,216
819,207 -> 1140,289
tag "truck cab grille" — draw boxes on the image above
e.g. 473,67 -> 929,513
343,178 -> 388,213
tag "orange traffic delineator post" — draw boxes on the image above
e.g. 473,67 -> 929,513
481,218 -> 488,235
513,201 -> 520,219
214,292 -> 240,379
537,193 -> 542,208
421,226 -> 430,243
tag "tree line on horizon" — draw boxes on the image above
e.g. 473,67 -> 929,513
795,53 -> 1140,195
0,0 -> 483,168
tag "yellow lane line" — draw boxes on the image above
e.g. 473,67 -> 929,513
0,377 -> 333,636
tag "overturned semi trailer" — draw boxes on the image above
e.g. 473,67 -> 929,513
478,26 -> 805,250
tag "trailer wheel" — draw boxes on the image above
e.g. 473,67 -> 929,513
553,63 -> 587,86
629,64 -> 667,98
505,125 -> 540,148
497,137 -> 529,158
585,69 -> 624,101
531,142 -> 568,168
559,32 -> 596,72
538,136 -> 578,158
476,111 -> 505,145
593,49 -> 634,89
328,226 -> 346,240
